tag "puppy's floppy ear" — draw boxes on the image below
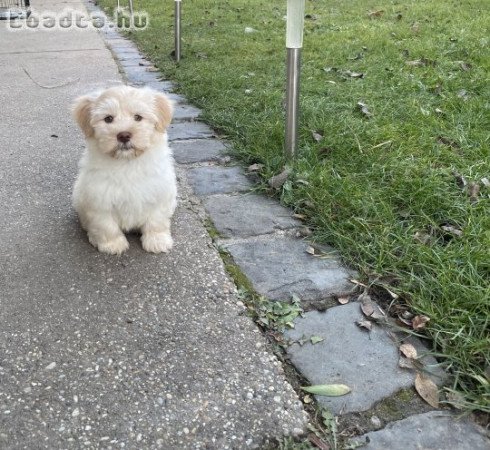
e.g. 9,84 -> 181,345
72,95 -> 95,138
154,93 -> 174,132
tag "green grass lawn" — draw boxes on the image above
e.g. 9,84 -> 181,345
100,0 -> 489,412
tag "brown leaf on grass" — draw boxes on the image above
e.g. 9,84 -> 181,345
415,372 -> 439,408
406,58 -> 436,67
411,22 -> 420,33
400,343 -> 418,359
441,225 -> 463,238
268,168 -> 290,189
348,52 -> 364,61
412,315 -> 430,330
342,70 -> 364,79
318,146 -> 334,157
312,131 -> 324,142
356,319 -> 373,331
414,231 -> 431,245
292,213 -> 306,220
368,10 -> 384,18
437,136 -> 460,149
458,89 -> 469,101
458,61 -> 472,71
305,14 -> 319,21
247,163 -> 263,172
308,433 -> 331,450
357,101 -> 372,118
338,296 -> 350,305
452,171 -> 468,188
468,182 -> 480,204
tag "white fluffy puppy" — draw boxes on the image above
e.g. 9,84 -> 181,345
72,85 -> 177,255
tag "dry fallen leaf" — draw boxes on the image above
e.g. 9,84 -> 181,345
452,171 -> 468,188
445,390 -> 466,410
306,246 -> 316,255
412,315 -> 430,330
310,335 -> 325,344
400,343 -> 418,359
247,163 -> 263,172
357,101 -> 372,118
441,225 -> 463,238
318,146 -> 334,157
467,182 -> 480,203
311,131 -> 324,142
343,70 -> 364,79
338,296 -> 350,305
437,136 -> 460,148
308,433 -> 331,450
399,356 -> 416,370
359,291 -> 385,320
303,394 -> 313,404
268,168 -> 290,189
356,319 -> 373,331
481,177 -> 490,188
292,213 -> 306,220
415,372 -> 439,408
368,10 -> 384,18
414,231 -> 431,245
296,227 -> 313,238
302,384 -> 351,397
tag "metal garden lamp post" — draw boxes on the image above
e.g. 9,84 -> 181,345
128,0 -> 134,23
174,0 -> 181,62
285,0 -> 305,158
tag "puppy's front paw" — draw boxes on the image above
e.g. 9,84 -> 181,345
141,232 -> 173,254
93,235 -> 130,255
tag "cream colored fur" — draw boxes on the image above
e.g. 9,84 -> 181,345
72,86 -> 177,255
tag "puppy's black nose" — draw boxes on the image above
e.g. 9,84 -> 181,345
117,132 -> 132,143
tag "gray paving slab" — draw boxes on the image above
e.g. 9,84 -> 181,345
223,236 -> 355,302
0,2 -> 308,448
121,65 -> 163,84
284,305 -> 445,414
349,411 -> 489,450
168,121 -> 215,141
172,139 -> 226,164
172,104 -> 202,122
187,166 -> 253,196
204,194 -> 302,238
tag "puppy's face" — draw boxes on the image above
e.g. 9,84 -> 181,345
72,86 -> 173,159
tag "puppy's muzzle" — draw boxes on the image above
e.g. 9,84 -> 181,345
117,132 -> 132,143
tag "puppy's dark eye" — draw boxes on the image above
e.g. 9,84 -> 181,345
104,115 -> 114,123
134,114 -> 143,122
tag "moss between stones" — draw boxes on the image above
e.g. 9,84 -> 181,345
338,388 -> 435,438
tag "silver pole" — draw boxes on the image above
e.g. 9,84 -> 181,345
174,0 -> 181,62
128,0 -> 134,26
285,47 -> 301,158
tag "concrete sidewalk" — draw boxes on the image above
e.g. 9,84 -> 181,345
0,1 -> 307,448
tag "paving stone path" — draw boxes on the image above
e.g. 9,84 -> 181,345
67,3 -> 490,447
